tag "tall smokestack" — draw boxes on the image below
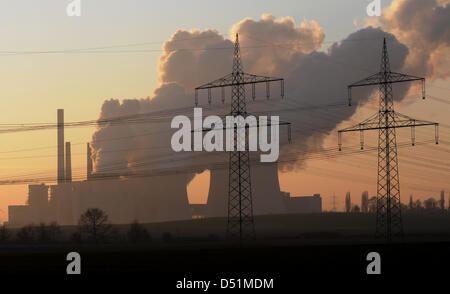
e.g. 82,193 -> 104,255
65,142 -> 72,183
87,142 -> 93,180
57,109 -> 65,184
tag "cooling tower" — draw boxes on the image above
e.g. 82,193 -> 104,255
206,161 -> 286,217
205,168 -> 228,217
57,109 -> 65,184
133,174 -> 192,223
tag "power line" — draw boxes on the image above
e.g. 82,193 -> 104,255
0,138 -> 441,185
0,36 -> 396,57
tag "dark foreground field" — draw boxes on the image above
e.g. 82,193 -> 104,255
0,240 -> 449,286
1,213 -> 449,287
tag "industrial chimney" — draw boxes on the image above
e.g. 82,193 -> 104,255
87,142 -> 93,180
65,142 -> 72,183
57,109 -> 65,184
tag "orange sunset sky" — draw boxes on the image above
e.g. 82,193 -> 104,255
0,0 -> 449,223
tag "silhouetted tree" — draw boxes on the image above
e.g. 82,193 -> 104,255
361,191 -> 369,213
37,223 -> 49,241
127,221 -> 151,243
414,199 -> 423,209
78,208 -> 111,242
368,196 -> 377,213
37,222 -> 62,242
16,225 -> 36,242
345,192 -> 351,213
47,222 -> 62,241
424,198 -> 437,210
400,203 -> 408,211
0,225 -> 11,242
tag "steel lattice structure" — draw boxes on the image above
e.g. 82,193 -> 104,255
195,34 -> 288,240
338,38 -> 439,242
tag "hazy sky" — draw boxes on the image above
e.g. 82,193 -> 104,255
0,0 -> 449,222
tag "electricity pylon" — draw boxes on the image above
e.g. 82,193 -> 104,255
195,33 -> 289,240
338,38 -> 439,242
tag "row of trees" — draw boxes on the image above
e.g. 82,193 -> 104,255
0,208 -> 155,244
344,191 -> 449,214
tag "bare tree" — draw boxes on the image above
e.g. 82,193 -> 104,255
368,196 -> 377,213
16,225 -> 36,243
37,222 -> 62,242
0,225 -> 11,242
78,208 -> 111,242
424,198 -> 438,210
37,223 -> 50,242
47,222 -> 62,241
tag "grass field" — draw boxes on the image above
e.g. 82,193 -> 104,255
106,212 -> 450,240
1,212 -> 449,284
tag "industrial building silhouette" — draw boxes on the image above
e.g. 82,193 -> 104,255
7,109 -> 321,227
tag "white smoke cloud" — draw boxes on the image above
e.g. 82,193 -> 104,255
366,0 -> 450,79
90,8 -> 449,175
158,29 -> 232,91
278,26 -> 409,171
91,14 -> 326,174
230,14 -> 325,76
157,15 -> 325,90
91,83 -> 191,175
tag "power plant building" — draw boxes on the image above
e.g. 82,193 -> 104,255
281,192 -> 322,214
7,109 -> 321,227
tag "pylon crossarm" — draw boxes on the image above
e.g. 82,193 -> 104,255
340,122 -> 437,132
348,72 -> 424,88
195,73 -> 234,90
392,112 -> 437,126
192,119 -> 291,133
195,73 -> 283,90
338,112 -> 379,133
195,73 -> 284,105
391,112 -> 439,144
347,73 -> 380,106
348,72 -> 382,88
389,72 -> 424,85
338,111 -> 438,150
347,72 -> 425,105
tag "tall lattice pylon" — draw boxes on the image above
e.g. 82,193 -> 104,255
338,38 -> 439,242
195,34 -> 289,240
